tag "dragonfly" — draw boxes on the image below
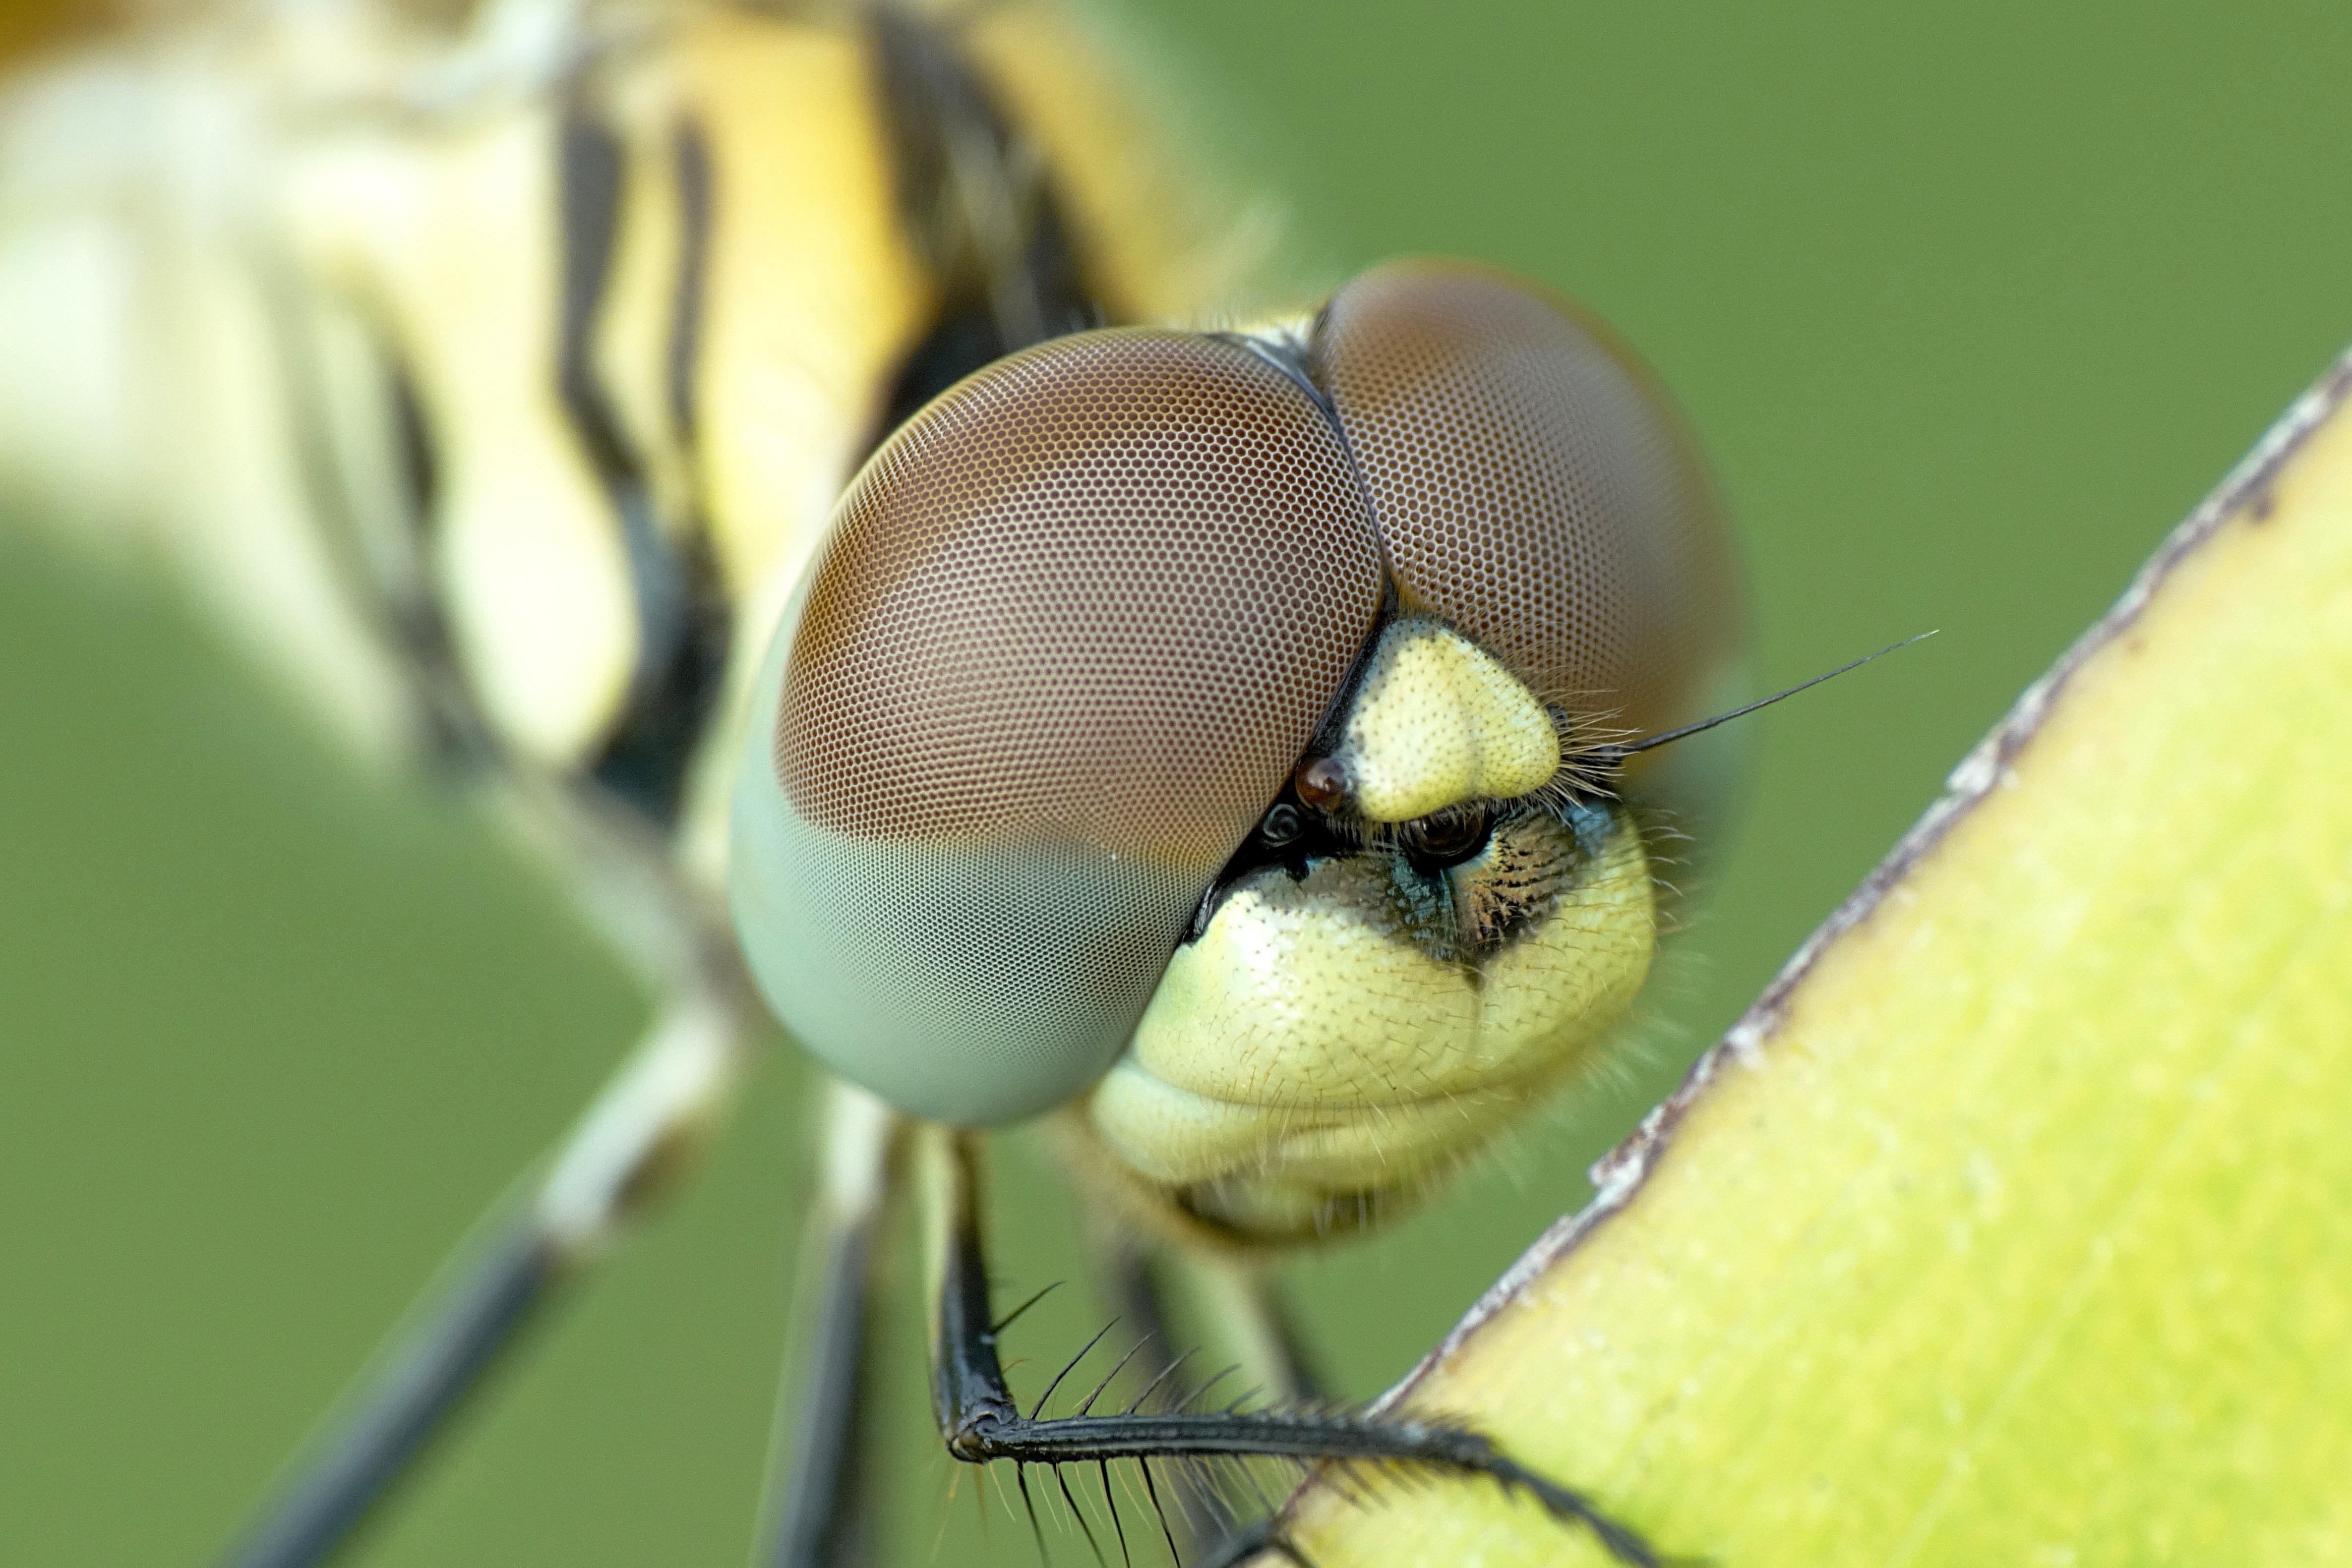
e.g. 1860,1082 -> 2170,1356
0,0 -> 1751,1563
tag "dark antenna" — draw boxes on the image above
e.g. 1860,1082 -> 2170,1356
1592,631 -> 1937,765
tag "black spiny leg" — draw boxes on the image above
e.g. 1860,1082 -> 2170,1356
920,1131 -> 1661,1568
1094,1241 -> 1338,1554
1090,1239 -> 1242,1555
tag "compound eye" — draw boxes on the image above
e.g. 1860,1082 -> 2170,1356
732,330 -> 1383,1127
1311,261 -> 1744,757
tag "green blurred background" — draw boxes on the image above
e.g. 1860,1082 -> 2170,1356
6,1 -> 2352,1563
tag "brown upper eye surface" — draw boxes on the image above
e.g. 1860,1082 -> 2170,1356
1311,260 -> 1743,747
778,328 -> 1383,867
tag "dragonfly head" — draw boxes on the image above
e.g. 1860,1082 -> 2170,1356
730,259 -> 1745,1242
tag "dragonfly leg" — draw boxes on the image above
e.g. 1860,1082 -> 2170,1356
1091,1239 -> 1328,1554
213,989 -> 744,1568
1087,1238 -> 1242,1554
755,1080 -> 906,1568
924,1129 -> 1659,1568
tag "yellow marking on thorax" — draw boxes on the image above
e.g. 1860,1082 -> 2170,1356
1335,620 -> 1560,822
651,12 -> 941,886
283,108 -> 638,768
959,2 -> 1281,326
672,13 -> 931,614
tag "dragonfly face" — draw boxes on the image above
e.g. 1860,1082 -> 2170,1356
0,1 -> 1743,1560
734,258 -> 1743,1243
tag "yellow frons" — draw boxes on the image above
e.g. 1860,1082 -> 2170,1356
1335,620 -> 1560,823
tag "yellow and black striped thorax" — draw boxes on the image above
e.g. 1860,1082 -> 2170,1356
190,0 -> 1243,861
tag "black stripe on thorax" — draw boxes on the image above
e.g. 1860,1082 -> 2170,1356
864,4 -> 1104,449
555,105 -> 730,828
667,119 -> 712,444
